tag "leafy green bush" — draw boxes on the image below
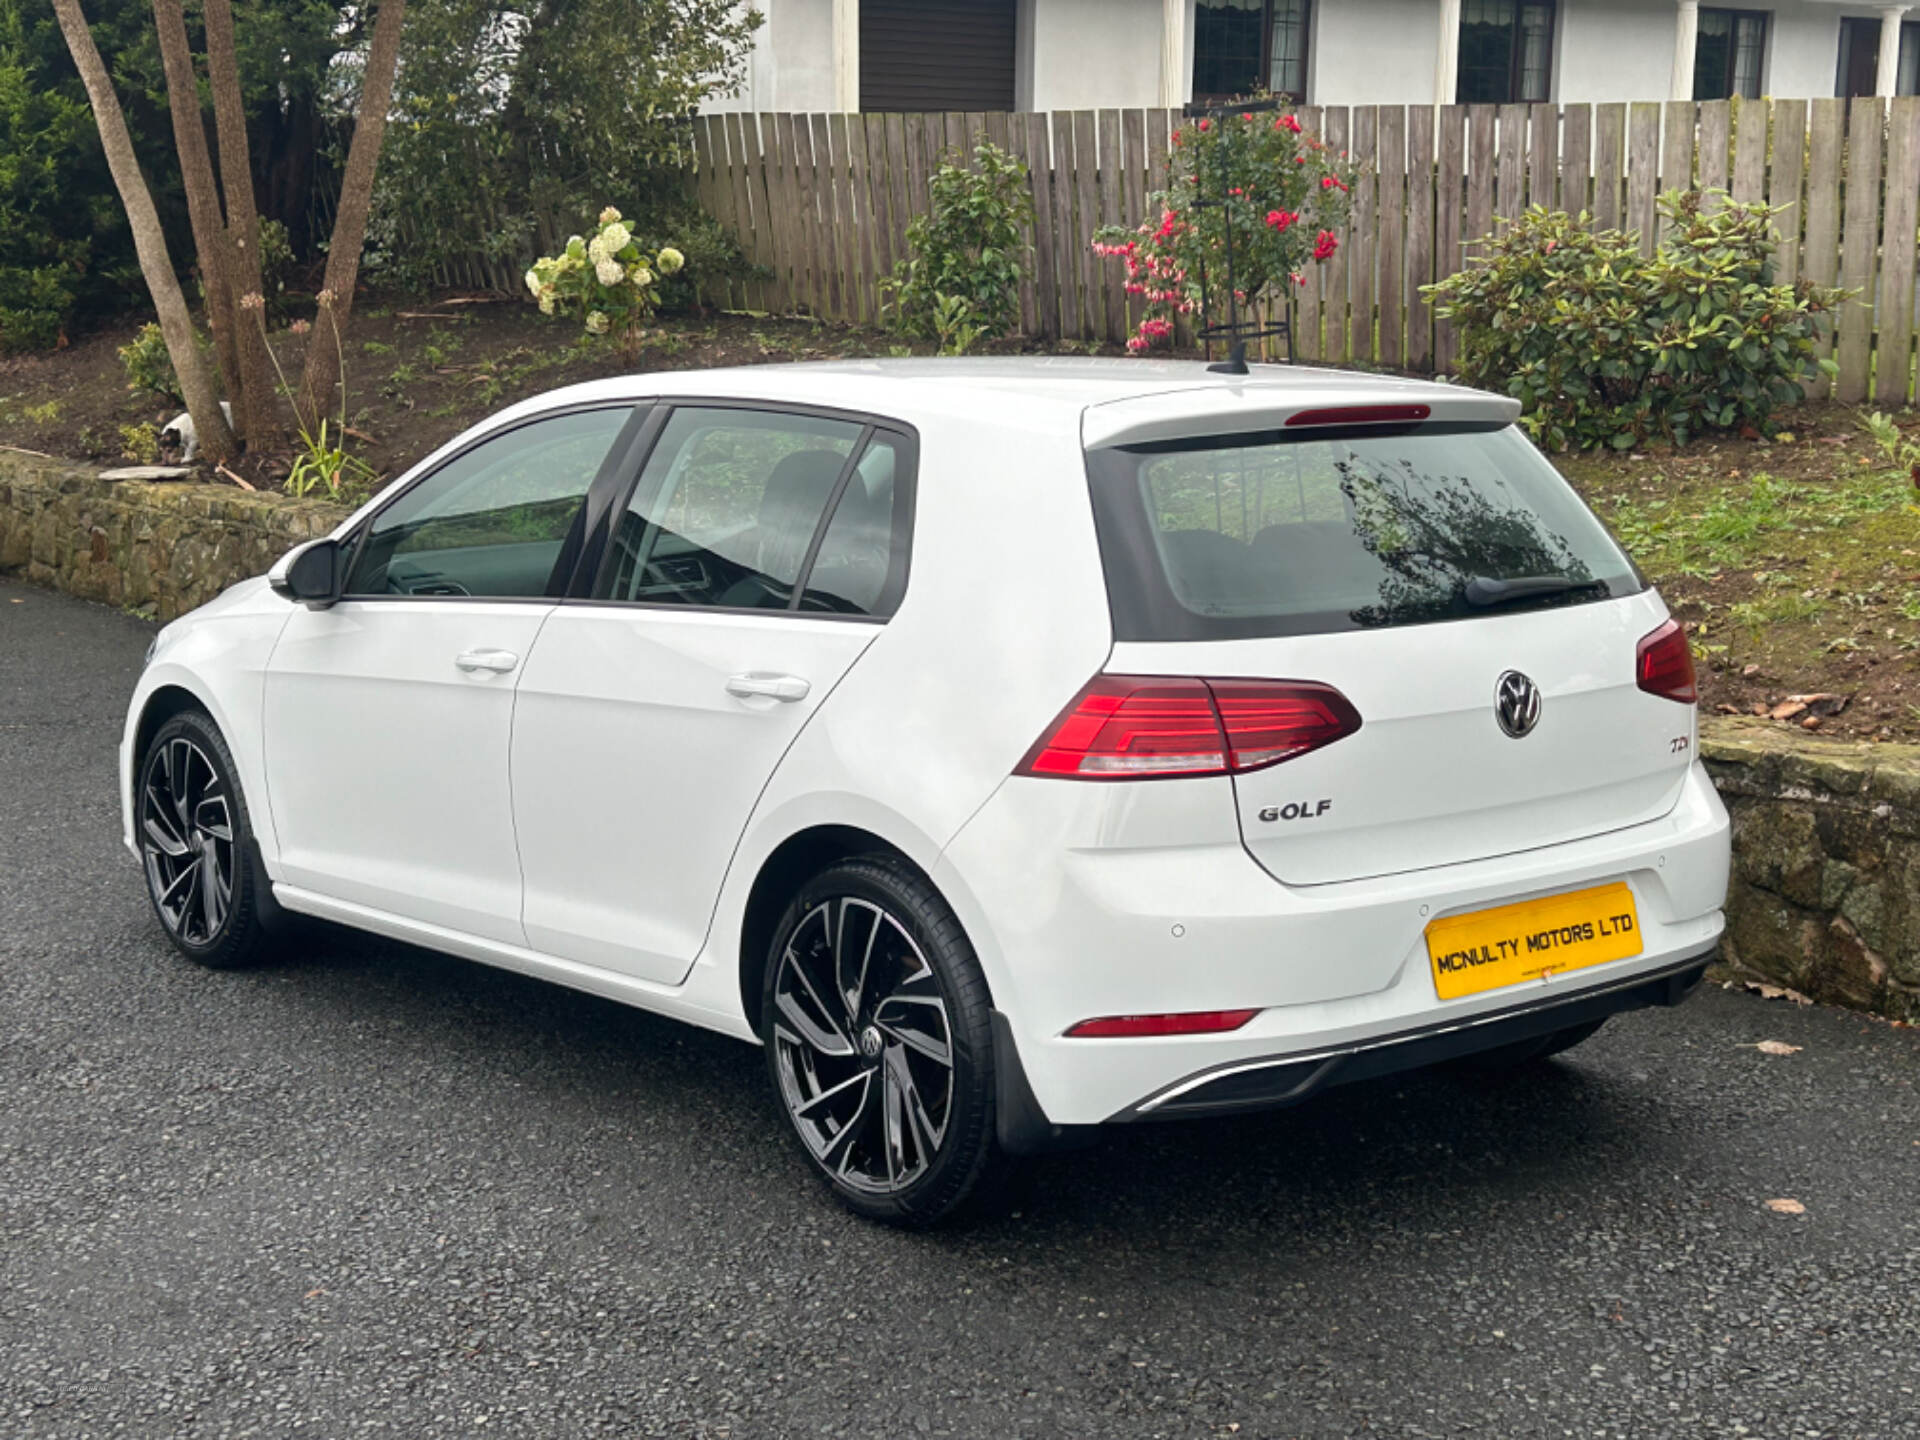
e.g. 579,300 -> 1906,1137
365,0 -> 759,298
1425,192 -> 1844,452
118,322 -> 180,401
883,141 -> 1034,352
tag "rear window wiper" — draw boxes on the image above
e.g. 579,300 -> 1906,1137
1463,574 -> 1611,608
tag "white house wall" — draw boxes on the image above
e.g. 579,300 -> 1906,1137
1310,0 -> 1444,106
707,0 -> 836,113
1025,0 -> 1166,111
704,0 -> 1913,117
1555,0 -> 1675,103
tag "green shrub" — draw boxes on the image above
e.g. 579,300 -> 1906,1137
118,322 -> 180,401
1425,192 -> 1845,452
884,141 -> 1034,352
119,421 -> 159,464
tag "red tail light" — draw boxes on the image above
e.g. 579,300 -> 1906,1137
1636,619 -> 1698,704
1066,1008 -> 1260,1038
1018,676 -> 1361,780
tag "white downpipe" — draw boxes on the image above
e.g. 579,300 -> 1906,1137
1877,6 -> 1911,98
1160,0 -> 1190,109
1435,0 -> 1461,107
832,0 -> 859,112
1671,0 -> 1700,102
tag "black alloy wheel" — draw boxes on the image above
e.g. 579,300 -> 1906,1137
138,709 -> 274,968
763,856 -> 1009,1226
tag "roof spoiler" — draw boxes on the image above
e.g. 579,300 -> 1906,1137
1080,385 -> 1522,450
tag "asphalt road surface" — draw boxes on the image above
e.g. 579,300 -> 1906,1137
3,575 -> 1918,1440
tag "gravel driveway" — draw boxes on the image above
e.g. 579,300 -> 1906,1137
3,576 -> 1917,1439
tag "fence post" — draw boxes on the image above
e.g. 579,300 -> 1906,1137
1768,99 -> 1807,288
1406,104 -> 1436,374
1873,96 -> 1919,407
1626,102 -> 1661,254
1434,104 -> 1465,374
1803,98 -> 1845,398
1835,96 -> 1885,404
1377,105 -> 1407,369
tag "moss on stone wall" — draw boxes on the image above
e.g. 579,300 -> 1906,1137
0,451 -> 348,622
1701,718 -> 1920,1021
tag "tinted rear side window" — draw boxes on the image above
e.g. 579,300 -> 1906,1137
1085,423 -> 1642,640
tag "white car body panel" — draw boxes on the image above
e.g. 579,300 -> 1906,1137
1109,590 -> 1697,887
119,358 -> 1732,1134
263,599 -> 554,944
512,606 -> 879,984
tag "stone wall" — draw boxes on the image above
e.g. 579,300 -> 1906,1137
1702,719 -> 1920,1022
0,450 -> 347,621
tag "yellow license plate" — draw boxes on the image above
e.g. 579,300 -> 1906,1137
1425,882 -> 1642,1001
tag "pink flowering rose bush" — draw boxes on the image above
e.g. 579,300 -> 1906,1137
1093,108 -> 1360,353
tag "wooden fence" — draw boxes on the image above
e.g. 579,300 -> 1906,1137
687,97 -> 1920,406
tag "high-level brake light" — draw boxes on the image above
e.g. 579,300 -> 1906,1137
1284,403 -> 1431,428
1017,676 -> 1361,781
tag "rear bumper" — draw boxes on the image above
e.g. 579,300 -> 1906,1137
937,760 -> 1731,1134
993,952 -> 1711,1150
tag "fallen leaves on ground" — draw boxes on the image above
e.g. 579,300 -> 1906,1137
1751,1040 -> 1803,1055
1765,1198 -> 1807,1215
1735,980 -> 1815,1006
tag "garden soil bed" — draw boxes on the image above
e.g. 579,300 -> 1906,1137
3,297 -> 1916,741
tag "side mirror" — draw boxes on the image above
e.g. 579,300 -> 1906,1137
268,538 -> 345,606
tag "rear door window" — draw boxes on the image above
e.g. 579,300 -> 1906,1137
1085,422 -> 1642,640
601,407 -> 911,617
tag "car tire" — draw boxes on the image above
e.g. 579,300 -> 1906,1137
761,854 -> 1010,1227
1460,1017 -> 1609,1072
136,709 -> 277,970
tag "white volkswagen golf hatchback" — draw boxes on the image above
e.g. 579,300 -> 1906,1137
123,359 -> 1731,1224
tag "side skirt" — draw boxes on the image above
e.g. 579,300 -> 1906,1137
273,884 -> 758,1043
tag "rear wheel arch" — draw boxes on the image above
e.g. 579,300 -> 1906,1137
738,824 -> 974,1035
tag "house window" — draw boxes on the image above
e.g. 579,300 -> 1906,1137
1695,9 -> 1767,101
1837,17 -> 1920,98
1456,0 -> 1556,106
1192,0 -> 1312,103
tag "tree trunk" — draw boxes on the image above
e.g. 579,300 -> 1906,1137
151,0 -> 244,415
296,0 -> 406,434
52,0 -> 237,464
202,0 -> 280,448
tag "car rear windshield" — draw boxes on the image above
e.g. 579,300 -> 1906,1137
1084,422 -> 1643,641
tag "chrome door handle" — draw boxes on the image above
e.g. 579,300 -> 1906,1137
454,648 -> 519,674
726,672 -> 811,703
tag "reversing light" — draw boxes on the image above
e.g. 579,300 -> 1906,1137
1285,403 -> 1431,428
1636,618 -> 1698,704
1018,676 -> 1361,781
1066,1009 -> 1260,1038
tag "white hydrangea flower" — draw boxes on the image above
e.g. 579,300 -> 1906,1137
598,206 -> 622,226
600,222 -> 632,255
585,310 -> 609,335
629,265 -> 653,288
655,246 -> 685,276
595,257 -> 624,287
537,290 -> 556,316
587,234 -> 609,264
524,267 -> 542,298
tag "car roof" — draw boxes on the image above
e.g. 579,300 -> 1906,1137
492,357 -> 1522,447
